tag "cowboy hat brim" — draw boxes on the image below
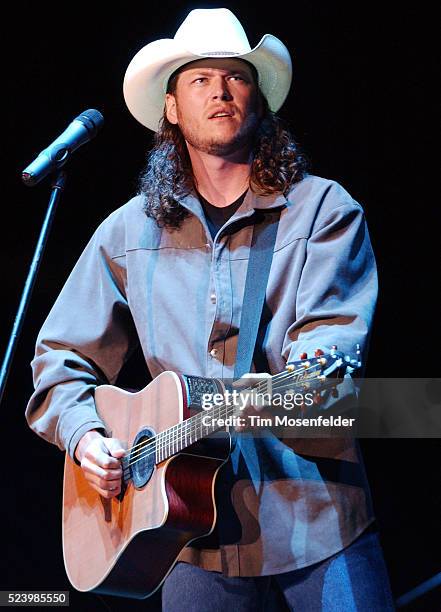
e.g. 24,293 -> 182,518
123,33 -> 292,132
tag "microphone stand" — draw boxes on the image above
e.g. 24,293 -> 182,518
0,170 -> 67,405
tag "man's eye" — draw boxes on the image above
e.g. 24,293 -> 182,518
229,75 -> 245,81
193,77 -> 207,84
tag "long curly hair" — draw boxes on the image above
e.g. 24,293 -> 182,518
138,87 -> 309,229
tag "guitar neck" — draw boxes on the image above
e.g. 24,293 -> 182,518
122,348 -> 357,474
154,363 -> 326,463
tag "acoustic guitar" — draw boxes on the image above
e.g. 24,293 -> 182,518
63,348 -> 360,599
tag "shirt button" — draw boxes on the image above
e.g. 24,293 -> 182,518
210,348 -> 218,357
210,293 -> 217,304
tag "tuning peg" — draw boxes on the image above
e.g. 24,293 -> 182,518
315,349 -> 327,366
355,344 -> 362,366
300,352 -> 308,360
286,364 -> 295,372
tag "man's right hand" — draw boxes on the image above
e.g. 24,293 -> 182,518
74,430 -> 126,499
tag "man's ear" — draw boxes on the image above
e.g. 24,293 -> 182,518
165,93 -> 178,125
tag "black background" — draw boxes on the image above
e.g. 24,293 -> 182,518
2,2 -> 439,610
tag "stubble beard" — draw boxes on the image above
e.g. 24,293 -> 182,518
177,111 -> 261,157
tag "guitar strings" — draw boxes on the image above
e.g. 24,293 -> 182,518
122,365 -> 322,471
121,365 -> 316,459
120,364 -> 324,475
127,373 -> 318,466
121,365 -> 313,461
123,370 -> 322,474
122,351 -> 350,477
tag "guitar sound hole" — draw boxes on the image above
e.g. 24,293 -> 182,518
130,427 -> 156,489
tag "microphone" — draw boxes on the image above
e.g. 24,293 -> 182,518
22,109 -> 104,186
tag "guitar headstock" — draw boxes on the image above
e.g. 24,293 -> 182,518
235,345 -> 362,407
280,345 -> 362,406
286,345 -> 362,379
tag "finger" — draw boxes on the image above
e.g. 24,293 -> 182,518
88,441 -> 123,469
238,373 -> 272,409
240,372 -> 271,379
85,470 -> 122,492
103,438 -> 126,458
81,457 -> 122,481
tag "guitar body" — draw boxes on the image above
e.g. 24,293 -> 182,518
62,350 -> 355,599
62,371 -> 230,599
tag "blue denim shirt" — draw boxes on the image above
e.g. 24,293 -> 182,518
26,174 -> 377,576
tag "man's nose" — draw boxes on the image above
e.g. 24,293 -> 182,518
211,77 -> 233,101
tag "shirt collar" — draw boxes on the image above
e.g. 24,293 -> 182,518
179,188 -> 287,219
245,189 -> 288,211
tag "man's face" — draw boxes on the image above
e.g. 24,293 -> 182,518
165,58 -> 262,157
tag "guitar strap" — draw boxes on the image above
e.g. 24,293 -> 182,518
233,208 -> 282,380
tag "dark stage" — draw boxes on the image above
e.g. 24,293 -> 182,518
2,2 -> 439,610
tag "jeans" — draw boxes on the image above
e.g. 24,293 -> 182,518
161,527 -> 395,611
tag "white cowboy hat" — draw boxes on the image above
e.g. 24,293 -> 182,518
123,8 -> 292,132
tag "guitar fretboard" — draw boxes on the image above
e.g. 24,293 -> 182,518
153,365 -> 321,463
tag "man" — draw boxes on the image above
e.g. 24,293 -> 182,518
26,9 -> 395,611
